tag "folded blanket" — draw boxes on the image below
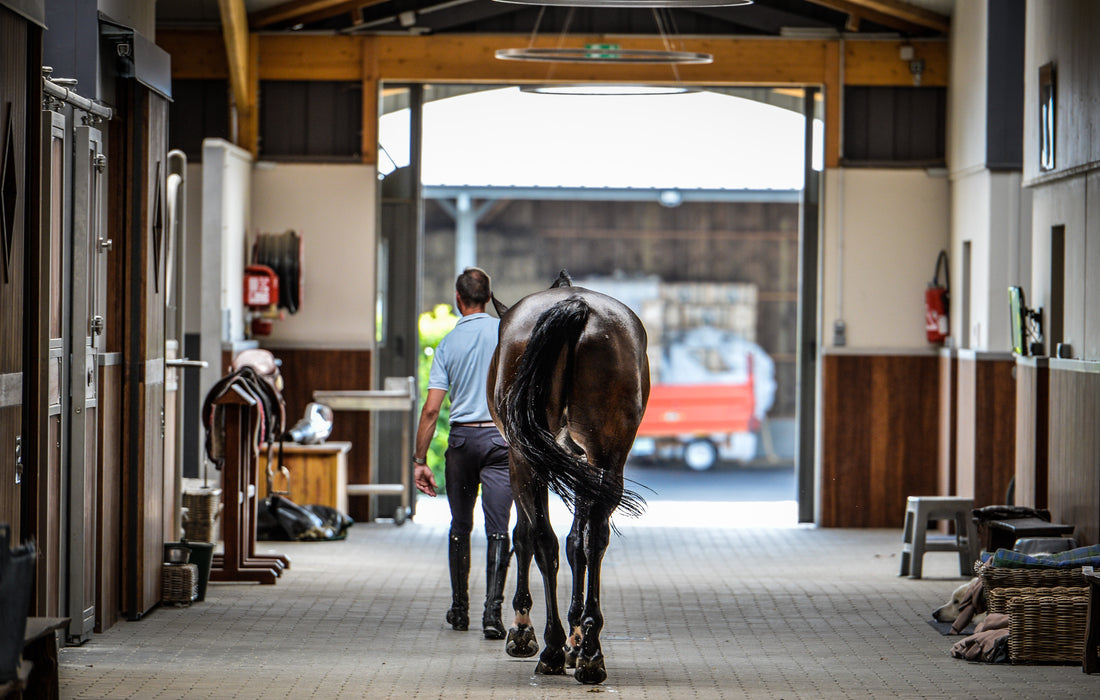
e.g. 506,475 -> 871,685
950,628 -> 1010,663
971,505 -> 1049,523
974,613 -> 1009,633
990,544 -> 1100,569
950,578 -> 986,635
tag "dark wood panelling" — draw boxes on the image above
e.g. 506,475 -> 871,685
842,86 -> 947,165
167,79 -> 230,161
1048,362 -> 1100,546
95,361 -> 122,632
821,352 -> 940,528
259,81 -> 362,160
0,6 -> 31,539
266,347 -> 372,521
1014,358 -> 1049,508
937,350 -> 957,495
955,353 -> 1016,508
113,84 -> 169,619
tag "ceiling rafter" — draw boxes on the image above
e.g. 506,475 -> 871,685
806,0 -> 949,34
218,0 -> 251,112
251,0 -> 377,28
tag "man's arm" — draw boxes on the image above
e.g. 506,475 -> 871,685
413,387 -> 447,497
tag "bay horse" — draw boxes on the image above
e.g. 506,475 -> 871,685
487,271 -> 650,685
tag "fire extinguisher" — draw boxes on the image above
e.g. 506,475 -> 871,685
925,250 -> 950,344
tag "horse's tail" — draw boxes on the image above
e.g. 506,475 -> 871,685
503,296 -> 644,518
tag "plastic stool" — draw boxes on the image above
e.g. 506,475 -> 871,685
899,496 -> 979,578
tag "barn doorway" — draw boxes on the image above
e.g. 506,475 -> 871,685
379,85 -> 821,526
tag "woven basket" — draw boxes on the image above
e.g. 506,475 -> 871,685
1005,589 -> 1089,663
182,489 -> 222,543
975,559 -> 1089,591
161,563 -> 199,605
986,585 -> 1086,615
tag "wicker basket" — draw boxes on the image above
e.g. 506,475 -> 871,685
1005,589 -> 1090,663
161,563 -> 199,605
975,559 -> 1089,591
986,585 -> 1086,615
182,488 -> 222,543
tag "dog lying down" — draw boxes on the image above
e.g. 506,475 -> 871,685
933,578 -> 987,633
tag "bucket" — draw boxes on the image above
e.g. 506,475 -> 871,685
182,541 -> 215,602
166,541 -> 215,602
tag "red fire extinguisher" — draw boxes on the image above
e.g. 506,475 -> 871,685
925,250 -> 950,344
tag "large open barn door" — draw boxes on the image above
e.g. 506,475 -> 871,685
374,84 -> 422,521
67,120 -> 107,641
0,3 -> 42,546
797,88 -> 821,524
115,82 -> 169,619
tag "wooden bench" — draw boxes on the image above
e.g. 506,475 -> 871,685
0,617 -> 69,700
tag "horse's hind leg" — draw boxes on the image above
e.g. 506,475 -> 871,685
530,506 -> 568,675
564,503 -> 588,669
573,501 -> 613,685
505,513 -> 539,659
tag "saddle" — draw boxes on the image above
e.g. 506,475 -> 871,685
202,351 -> 290,499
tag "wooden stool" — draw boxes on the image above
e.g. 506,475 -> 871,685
899,496 -> 978,579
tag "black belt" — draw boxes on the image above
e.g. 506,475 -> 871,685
452,421 -> 496,428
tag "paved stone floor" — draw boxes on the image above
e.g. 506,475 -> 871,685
59,494 -> 1099,699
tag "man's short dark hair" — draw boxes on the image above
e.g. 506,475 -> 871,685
456,267 -> 491,307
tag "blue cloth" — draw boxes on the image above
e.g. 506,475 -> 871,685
990,544 -> 1100,569
428,312 -> 499,423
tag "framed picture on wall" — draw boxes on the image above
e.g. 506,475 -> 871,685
1039,62 -> 1056,172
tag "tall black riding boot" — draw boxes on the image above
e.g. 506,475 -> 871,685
482,532 -> 510,640
446,531 -> 470,631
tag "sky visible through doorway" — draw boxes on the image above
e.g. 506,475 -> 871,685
379,86 -> 823,189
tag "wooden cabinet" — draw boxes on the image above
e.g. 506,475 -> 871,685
258,442 -> 351,513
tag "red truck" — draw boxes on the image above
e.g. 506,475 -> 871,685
635,368 -> 756,471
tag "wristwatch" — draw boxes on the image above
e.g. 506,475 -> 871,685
413,456 -> 426,466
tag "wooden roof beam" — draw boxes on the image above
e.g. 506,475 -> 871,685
251,0 -> 385,29
218,0 -> 250,111
807,0 -> 950,35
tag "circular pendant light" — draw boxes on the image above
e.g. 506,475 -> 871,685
496,47 -> 713,63
520,84 -> 698,95
494,0 -> 751,6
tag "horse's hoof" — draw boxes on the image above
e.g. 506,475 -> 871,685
574,654 -> 607,685
482,611 -> 506,640
445,608 -> 468,631
505,625 -> 539,658
564,645 -> 579,669
535,649 -> 566,676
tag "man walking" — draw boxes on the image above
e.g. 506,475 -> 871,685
413,268 -> 512,639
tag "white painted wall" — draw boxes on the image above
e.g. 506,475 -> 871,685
821,168 -> 950,350
250,163 -> 377,348
200,138 -> 252,386
949,0 -> 989,176
946,0 -> 1033,352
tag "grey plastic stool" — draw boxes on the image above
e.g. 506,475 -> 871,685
899,496 -> 979,578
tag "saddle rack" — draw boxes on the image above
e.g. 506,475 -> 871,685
313,376 -> 416,525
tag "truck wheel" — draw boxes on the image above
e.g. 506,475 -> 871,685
683,439 -> 717,471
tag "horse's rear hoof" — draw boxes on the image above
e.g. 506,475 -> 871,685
535,647 -> 566,675
535,658 -> 566,676
445,608 -> 469,631
565,645 -> 578,669
505,625 -> 539,658
574,654 -> 607,685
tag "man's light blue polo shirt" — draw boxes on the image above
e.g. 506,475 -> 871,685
428,312 -> 499,423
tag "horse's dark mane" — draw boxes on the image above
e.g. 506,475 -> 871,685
502,293 -> 645,518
